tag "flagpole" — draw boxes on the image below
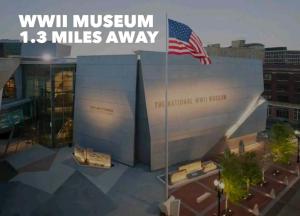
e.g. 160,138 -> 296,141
164,13 -> 169,200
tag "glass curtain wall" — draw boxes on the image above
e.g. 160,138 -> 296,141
52,64 -> 75,147
23,63 -> 75,148
23,64 -> 52,146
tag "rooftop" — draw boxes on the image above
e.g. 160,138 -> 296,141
206,40 -> 264,60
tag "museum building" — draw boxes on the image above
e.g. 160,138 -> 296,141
0,40 -> 267,170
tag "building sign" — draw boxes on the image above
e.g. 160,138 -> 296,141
89,105 -> 114,114
154,94 -> 227,109
74,146 -> 111,168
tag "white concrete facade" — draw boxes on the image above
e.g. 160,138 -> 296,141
74,51 -> 267,170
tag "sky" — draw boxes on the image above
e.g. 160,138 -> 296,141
1,0 -> 300,56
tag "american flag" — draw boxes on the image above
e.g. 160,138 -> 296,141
168,19 -> 211,64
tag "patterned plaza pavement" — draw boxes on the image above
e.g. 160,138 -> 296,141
170,161 -> 300,216
1,144 -> 300,216
0,145 -> 164,216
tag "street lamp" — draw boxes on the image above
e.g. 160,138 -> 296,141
261,131 -> 269,184
42,54 -> 54,148
261,131 -> 269,155
214,171 -> 225,216
295,130 -> 300,163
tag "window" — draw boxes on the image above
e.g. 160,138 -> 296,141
264,83 -> 271,91
294,74 -> 300,82
2,77 -> 16,99
294,109 -> 300,121
52,65 -> 75,147
268,106 -> 272,117
276,73 -> 289,81
294,94 -> 300,103
264,95 -> 272,100
276,84 -> 288,92
276,109 -> 289,119
22,64 -> 75,148
276,95 -> 289,102
264,73 -> 272,80
295,84 -> 300,93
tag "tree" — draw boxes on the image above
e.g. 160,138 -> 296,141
220,149 -> 247,211
240,152 -> 262,193
259,151 -> 272,183
257,131 -> 273,183
269,123 -> 297,165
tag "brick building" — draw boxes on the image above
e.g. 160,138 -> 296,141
263,47 -> 300,129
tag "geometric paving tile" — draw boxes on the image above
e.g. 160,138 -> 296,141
107,165 -> 163,216
10,163 -> 75,194
82,162 -> 128,194
52,147 -> 73,165
18,153 -> 57,173
0,181 -> 51,216
31,171 -> 116,216
62,157 -> 107,177
0,160 -> 18,182
1,142 -> 164,216
5,145 -> 55,170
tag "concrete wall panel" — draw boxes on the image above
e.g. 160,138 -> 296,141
138,51 -> 265,170
74,55 -> 137,166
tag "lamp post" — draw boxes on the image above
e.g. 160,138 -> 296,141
43,54 -> 54,148
261,131 -> 269,183
214,170 -> 225,216
295,130 -> 300,163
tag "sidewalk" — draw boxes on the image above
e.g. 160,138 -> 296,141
265,178 -> 300,216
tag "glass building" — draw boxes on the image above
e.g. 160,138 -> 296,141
0,41 -> 75,149
1,41 -> 268,169
22,62 -> 76,147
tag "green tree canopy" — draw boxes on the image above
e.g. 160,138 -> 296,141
240,152 -> 262,192
220,149 -> 247,203
269,123 -> 297,164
